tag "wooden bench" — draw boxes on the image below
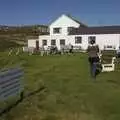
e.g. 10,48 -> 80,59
101,57 -> 116,72
100,50 -> 116,72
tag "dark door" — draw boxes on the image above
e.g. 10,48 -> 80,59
36,40 -> 39,50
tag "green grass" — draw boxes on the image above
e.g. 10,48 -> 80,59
0,52 -> 120,120
0,38 -> 22,52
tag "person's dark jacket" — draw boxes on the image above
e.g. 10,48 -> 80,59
87,44 -> 99,58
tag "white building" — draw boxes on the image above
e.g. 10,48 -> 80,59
28,14 -> 120,50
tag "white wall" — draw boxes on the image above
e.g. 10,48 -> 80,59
49,14 -> 80,35
39,35 -> 70,50
95,34 -> 120,50
39,35 -> 88,50
69,34 -> 120,50
39,35 -> 50,49
38,34 -> 120,51
28,39 -> 37,48
68,35 -> 88,50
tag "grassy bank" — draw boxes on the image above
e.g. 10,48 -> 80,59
0,52 -> 120,120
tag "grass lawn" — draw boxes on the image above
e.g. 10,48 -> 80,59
0,51 -> 120,120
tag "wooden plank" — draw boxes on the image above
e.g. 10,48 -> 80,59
0,67 -> 23,100
0,72 -> 23,84
0,68 -> 22,80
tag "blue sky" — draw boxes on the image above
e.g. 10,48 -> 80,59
0,0 -> 120,26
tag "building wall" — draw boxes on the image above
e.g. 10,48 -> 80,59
39,35 -> 70,50
39,35 -> 89,50
38,34 -> 120,50
95,34 -> 120,50
69,34 -> 120,50
28,39 -> 37,48
67,35 -> 87,50
38,35 -> 50,50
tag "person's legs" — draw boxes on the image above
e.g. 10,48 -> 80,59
88,57 -> 93,77
92,62 -> 97,79
89,62 -> 93,77
89,57 -> 99,80
69,49 -> 72,54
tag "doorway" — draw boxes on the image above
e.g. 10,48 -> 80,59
36,40 -> 39,50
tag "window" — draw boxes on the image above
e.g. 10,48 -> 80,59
104,45 -> 115,50
88,36 -> 96,44
42,40 -> 47,46
75,37 -> 82,44
53,28 -> 61,34
106,45 -> 113,48
60,39 -> 65,45
68,27 -> 74,33
51,39 -> 56,46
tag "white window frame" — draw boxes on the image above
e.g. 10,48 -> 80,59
75,36 -> 82,44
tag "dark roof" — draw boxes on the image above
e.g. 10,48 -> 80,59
69,26 -> 120,35
66,14 -> 88,27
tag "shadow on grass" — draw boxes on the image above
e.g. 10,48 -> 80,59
0,86 -> 46,117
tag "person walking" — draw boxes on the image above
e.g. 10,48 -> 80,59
87,39 -> 100,79
68,43 -> 73,54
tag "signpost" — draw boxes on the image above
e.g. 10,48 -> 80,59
0,67 -> 24,100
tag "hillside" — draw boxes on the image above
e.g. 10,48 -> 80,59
0,25 -> 49,51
